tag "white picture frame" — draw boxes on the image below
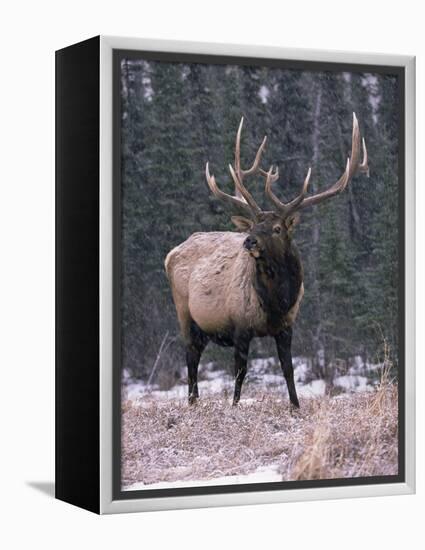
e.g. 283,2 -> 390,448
56,35 -> 415,514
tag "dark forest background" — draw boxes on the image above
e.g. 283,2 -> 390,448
119,57 -> 400,385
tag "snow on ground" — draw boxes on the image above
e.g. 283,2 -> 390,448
297,379 -> 327,397
125,465 -> 281,491
334,375 -> 374,392
123,356 -> 380,403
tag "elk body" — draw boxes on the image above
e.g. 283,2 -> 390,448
165,115 -> 368,407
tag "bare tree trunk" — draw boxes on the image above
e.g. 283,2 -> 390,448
310,84 -> 327,381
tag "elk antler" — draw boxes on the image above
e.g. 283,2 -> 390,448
264,165 -> 312,219
205,117 -> 266,219
264,113 -> 369,217
205,162 -> 254,218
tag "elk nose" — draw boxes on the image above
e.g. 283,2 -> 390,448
244,236 -> 258,250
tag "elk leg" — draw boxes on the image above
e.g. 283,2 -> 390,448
186,321 -> 208,405
275,328 -> 300,408
233,335 -> 250,405
186,346 -> 201,404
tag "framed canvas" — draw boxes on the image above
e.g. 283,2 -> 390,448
55,35 -> 415,514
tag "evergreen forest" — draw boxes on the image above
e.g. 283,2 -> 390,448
119,56 -> 401,384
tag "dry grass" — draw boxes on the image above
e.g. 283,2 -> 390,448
121,379 -> 398,489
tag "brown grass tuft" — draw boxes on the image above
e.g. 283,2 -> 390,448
291,400 -> 331,480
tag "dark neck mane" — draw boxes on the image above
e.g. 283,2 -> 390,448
253,244 -> 303,332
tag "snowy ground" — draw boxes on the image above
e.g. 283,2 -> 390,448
123,355 -> 379,404
126,465 -> 281,491
121,357 -> 396,492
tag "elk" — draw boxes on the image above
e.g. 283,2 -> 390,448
165,114 -> 368,407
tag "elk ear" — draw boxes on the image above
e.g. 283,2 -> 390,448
284,214 -> 300,233
231,216 -> 254,232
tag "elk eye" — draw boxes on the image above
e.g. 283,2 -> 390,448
273,225 -> 282,234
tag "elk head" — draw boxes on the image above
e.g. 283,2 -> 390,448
205,114 -> 369,261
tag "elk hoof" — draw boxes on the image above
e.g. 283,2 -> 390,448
289,401 -> 300,413
188,395 -> 198,406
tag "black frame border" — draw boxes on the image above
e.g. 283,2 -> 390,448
55,36 -> 100,513
112,48 -> 406,502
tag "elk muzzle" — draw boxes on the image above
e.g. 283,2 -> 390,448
244,235 -> 261,258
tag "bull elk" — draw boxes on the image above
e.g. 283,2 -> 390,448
165,114 -> 368,407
